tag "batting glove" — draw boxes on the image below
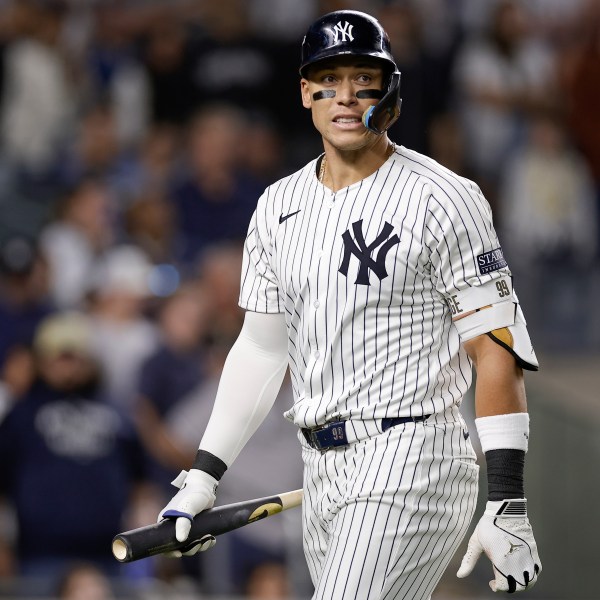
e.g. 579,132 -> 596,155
457,499 -> 541,593
159,469 -> 218,546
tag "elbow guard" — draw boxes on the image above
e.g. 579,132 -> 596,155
450,277 -> 539,371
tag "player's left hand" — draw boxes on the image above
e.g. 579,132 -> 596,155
158,469 -> 218,544
457,499 -> 541,593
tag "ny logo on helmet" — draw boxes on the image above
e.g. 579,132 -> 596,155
332,21 -> 354,43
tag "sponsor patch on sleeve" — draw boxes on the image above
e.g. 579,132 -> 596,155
476,248 -> 507,275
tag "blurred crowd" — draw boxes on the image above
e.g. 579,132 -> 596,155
0,0 -> 598,598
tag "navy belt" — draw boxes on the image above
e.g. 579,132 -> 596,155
301,415 -> 430,451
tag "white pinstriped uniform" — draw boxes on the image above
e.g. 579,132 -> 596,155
239,145 -> 510,599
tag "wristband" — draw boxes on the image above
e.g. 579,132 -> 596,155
475,412 -> 529,501
485,448 -> 525,501
192,449 -> 228,481
475,412 -> 529,453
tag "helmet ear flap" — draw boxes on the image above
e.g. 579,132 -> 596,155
362,71 -> 402,134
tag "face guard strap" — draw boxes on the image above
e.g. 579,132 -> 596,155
361,71 -> 402,134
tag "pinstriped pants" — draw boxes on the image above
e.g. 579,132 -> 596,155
300,415 -> 479,600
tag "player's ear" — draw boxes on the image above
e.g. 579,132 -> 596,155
300,79 -> 312,109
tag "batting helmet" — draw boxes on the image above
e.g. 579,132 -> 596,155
299,10 -> 402,134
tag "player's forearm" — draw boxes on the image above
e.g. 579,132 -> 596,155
465,333 -> 531,501
197,311 -> 288,469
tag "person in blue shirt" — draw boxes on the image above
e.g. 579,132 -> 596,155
0,312 -> 146,586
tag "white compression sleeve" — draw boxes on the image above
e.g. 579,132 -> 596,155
198,311 -> 288,467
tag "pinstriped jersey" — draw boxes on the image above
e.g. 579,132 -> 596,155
239,145 -> 511,429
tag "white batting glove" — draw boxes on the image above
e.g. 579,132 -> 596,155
457,499 -> 541,593
158,469 -> 218,548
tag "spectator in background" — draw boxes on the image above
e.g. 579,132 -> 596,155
139,15 -> 198,126
190,0 -> 283,120
0,0 -> 78,177
558,0 -> 600,229
0,235 -> 53,418
134,282 -> 211,492
0,235 -> 53,368
87,245 -> 159,412
127,124 -> 182,198
124,190 -> 176,265
131,243 -> 244,499
499,110 -> 597,350
59,104 -> 120,184
120,125 -> 181,262
0,343 -> 34,424
247,0 -> 316,42
0,311 -> 147,586
378,3 -> 452,154
245,562 -> 292,600
453,0 -> 557,207
55,562 -> 117,600
84,2 -> 150,152
0,2 -> 13,97
40,179 -> 113,309
168,106 -> 262,270
196,242 -> 245,344
57,103 -> 142,209
427,112 -> 473,180
240,116 -> 286,188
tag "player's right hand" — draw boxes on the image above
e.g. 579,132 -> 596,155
158,469 -> 218,546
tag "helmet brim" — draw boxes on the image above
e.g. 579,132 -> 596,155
300,51 -> 397,79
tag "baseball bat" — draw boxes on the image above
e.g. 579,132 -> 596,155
112,489 -> 303,563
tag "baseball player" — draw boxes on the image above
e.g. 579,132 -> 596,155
158,10 -> 542,599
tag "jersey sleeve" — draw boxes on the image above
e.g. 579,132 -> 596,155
424,177 -> 512,313
239,190 -> 283,313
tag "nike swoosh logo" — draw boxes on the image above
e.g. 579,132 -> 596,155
279,209 -> 301,224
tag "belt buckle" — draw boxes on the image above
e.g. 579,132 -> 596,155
311,420 -> 348,451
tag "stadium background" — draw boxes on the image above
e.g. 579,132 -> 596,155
0,0 -> 597,598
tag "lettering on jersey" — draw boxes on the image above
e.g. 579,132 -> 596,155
476,248 -> 507,275
448,294 -> 463,316
339,220 -> 400,285
332,21 -> 354,43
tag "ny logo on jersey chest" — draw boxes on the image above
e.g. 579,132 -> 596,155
339,220 -> 400,285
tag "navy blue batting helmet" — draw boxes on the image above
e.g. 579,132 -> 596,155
300,10 -> 397,77
299,10 -> 402,134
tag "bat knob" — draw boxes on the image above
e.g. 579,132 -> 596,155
112,538 -> 129,562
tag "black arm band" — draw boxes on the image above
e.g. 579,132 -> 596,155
192,449 -> 228,481
485,448 -> 525,501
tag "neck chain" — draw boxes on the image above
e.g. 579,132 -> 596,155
318,142 -> 396,185
318,154 -> 327,183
